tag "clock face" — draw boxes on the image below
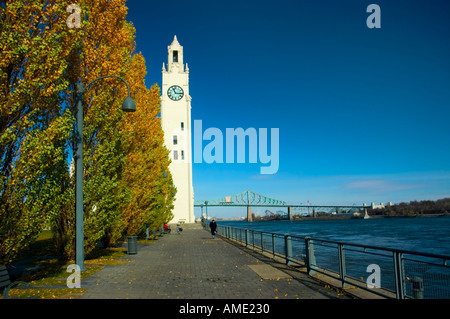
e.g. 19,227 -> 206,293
167,85 -> 184,101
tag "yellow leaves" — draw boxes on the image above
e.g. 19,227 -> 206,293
1,0 -> 173,262
85,258 -> 130,266
7,288 -> 88,299
120,58 -> 173,233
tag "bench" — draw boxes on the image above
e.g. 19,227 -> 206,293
0,265 -> 29,299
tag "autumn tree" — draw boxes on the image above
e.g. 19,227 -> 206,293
112,53 -> 176,240
53,0 -> 138,259
54,0 -> 175,258
1,0 -> 176,264
0,0 -> 81,264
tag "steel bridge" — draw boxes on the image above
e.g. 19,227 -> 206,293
194,190 -> 369,221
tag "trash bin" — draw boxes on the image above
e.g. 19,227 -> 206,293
127,236 -> 138,255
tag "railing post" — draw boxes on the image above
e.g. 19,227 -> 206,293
272,233 -> 276,259
261,233 -> 265,254
245,229 -> 250,247
285,235 -> 293,266
252,230 -> 255,249
338,243 -> 346,288
394,251 -> 406,299
305,237 -> 316,275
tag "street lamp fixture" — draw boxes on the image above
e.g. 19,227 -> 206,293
75,75 -> 136,271
122,96 -> 136,112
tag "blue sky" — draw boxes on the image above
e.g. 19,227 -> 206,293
126,0 -> 450,218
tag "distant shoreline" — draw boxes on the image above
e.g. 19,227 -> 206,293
218,213 -> 449,222
297,213 -> 449,221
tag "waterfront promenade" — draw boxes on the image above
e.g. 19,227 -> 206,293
81,223 -> 349,299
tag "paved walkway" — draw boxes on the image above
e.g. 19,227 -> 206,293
81,225 -> 349,299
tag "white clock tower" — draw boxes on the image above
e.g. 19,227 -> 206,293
161,36 -> 195,224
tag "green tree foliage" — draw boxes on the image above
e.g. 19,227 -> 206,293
0,0 -> 79,264
54,0 -> 143,260
369,198 -> 450,217
118,54 -> 176,238
1,0 -> 175,264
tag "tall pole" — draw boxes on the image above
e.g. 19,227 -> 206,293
246,190 -> 252,222
75,76 -> 135,271
75,82 -> 85,271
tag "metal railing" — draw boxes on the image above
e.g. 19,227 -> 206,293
216,225 -> 450,299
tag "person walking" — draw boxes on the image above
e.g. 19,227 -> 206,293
209,219 -> 217,239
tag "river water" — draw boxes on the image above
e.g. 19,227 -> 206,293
217,217 -> 450,298
218,216 -> 450,256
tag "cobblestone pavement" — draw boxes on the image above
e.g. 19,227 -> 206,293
81,225 -> 349,299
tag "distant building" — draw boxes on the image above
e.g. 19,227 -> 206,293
371,202 -> 392,209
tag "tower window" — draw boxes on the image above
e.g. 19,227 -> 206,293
173,135 -> 178,145
181,150 -> 185,160
173,150 -> 178,160
181,122 -> 184,131
173,50 -> 178,63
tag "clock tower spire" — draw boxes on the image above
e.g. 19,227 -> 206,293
161,36 -> 195,224
167,35 -> 184,72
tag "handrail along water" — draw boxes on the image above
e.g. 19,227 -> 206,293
212,224 -> 450,299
